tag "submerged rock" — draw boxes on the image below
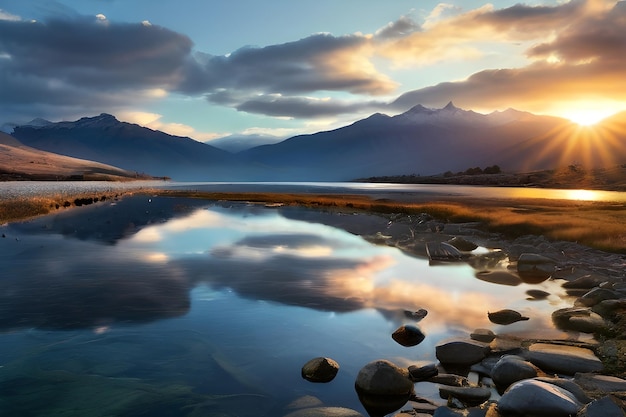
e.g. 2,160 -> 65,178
470,328 -> 495,343
403,308 -> 428,321
284,407 -> 365,417
487,309 -> 529,325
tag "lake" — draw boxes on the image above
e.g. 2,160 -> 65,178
0,186 -> 594,416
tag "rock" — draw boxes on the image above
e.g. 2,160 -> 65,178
574,373 -> 626,393
534,377 -> 592,404
404,308 -> 428,321
576,287 -> 622,307
428,373 -> 470,387
552,307 -> 612,334
470,328 -> 496,343
438,386 -> 492,406
355,360 -> 414,416
487,309 -> 529,325
562,274 -> 609,289
497,379 -> 583,417
475,270 -> 522,286
433,407 -> 465,417
491,355 -> 540,392
435,339 -> 490,366
354,360 -> 414,397
301,357 -> 339,383
516,253 -> 555,282
447,237 -> 478,251
526,289 -> 551,300
392,325 -> 426,347
284,407 -> 365,417
426,241 -> 463,261
524,343 -> 603,374
592,298 -> 626,319
408,363 -> 438,382
577,395 -> 626,417
285,396 -> 324,411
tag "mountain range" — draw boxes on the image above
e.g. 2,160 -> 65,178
7,103 -> 626,181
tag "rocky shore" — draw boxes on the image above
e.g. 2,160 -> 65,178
287,210 -> 626,417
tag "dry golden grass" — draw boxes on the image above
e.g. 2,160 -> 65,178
4,188 -> 626,253
156,190 -> 626,253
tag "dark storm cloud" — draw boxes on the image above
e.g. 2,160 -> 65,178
178,32 -> 395,95
0,16 -> 191,88
226,94 -> 386,118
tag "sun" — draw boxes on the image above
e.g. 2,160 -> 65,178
555,102 -> 619,126
562,109 -> 615,126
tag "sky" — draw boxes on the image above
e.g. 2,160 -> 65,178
1,0 -> 625,143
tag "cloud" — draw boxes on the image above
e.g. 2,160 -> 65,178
391,1 -> 626,114
209,92 -> 386,119
0,14 -> 192,120
179,33 -> 396,96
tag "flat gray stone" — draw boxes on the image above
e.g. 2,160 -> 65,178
524,343 -> 603,374
574,373 -> 626,393
438,386 -> 491,406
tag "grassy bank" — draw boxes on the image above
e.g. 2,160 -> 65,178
3,189 -> 626,253
156,190 -> 626,253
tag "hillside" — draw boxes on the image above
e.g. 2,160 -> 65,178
0,132 -> 147,181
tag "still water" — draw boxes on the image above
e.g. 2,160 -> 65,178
0,194 -> 581,416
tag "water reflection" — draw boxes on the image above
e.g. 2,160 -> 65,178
0,196 -> 580,415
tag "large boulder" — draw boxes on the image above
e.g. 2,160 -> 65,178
435,339 -> 490,366
497,379 -> 583,417
523,343 -> 603,374
354,360 -> 413,396
354,359 -> 414,416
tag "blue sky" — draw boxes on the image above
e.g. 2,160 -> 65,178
1,0 -> 625,143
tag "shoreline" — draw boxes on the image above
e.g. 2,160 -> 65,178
1,185 -> 625,413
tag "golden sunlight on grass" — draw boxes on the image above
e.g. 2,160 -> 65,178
4,189 -> 626,253
156,190 -> 626,253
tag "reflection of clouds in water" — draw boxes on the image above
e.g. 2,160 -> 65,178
1,203 -> 573,336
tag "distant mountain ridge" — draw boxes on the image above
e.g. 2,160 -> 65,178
9,105 -> 626,181
12,113 -> 267,180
